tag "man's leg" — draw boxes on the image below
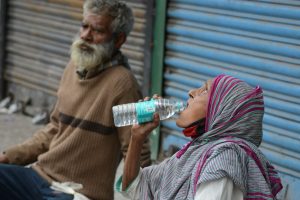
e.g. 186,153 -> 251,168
0,164 -> 43,200
0,164 -> 74,200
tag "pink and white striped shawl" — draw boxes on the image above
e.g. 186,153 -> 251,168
137,74 -> 282,200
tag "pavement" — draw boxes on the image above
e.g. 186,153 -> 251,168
0,112 -> 128,200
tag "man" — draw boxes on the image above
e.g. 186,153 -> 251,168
0,0 -> 151,200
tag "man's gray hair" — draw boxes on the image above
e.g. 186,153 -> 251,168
83,0 -> 134,37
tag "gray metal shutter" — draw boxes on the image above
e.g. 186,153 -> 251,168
0,0 -> 8,98
161,0 -> 300,199
121,0 -> 153,94
4,0 -> 152,106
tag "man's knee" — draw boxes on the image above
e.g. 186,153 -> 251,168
0,164 -> 28,182
0,163 -> 14,174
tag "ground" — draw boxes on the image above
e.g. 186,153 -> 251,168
0,113 -> 128,200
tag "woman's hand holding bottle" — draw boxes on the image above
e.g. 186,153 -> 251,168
131,95 -> 160,142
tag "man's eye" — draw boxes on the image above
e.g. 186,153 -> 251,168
81,23 -> 88,29
94,29 -> 104,33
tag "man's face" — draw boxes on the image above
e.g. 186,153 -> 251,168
70,13 -> 116,70
80,13 -> 114,45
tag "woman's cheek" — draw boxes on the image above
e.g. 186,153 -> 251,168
176,111 -> 189,128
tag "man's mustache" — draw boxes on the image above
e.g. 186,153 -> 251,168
74,39 -> 96,53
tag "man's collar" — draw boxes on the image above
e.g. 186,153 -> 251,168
76,51 -> 129,80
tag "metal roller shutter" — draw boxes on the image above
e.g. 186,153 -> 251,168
161,0 -> 300,199
4,0 -> 152,106
0,0 -> 8,98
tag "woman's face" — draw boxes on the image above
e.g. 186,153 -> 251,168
176,79 -> 213,128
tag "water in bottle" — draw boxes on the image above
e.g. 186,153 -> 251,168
112,98 -> 186,127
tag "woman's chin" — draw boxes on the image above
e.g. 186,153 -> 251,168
176,119 -> 187,128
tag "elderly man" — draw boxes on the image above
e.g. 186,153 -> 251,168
0,0 -> 151,200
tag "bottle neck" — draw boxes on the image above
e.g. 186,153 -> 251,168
175,101 -> 185,113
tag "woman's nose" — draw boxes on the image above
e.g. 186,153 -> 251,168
188,89 -> 196,98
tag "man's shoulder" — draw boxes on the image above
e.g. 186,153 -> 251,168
105,64 -> 137,81
108,64 -> 131,73
105,65 -> 140,95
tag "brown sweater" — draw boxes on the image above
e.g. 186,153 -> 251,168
4,60 -> 151,200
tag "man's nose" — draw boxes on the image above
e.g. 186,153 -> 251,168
80,29 -> 92,42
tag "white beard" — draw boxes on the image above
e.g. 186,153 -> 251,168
70,35 -> 115,71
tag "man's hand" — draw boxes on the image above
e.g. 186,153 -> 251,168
0,153 -> 9,164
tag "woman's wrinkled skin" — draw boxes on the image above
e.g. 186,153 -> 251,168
176,79 -> 213,128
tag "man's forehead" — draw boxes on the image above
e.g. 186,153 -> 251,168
83,13 -> 112,21
82,14 -> 113,29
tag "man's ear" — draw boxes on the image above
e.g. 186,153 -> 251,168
114,32 -> 126,49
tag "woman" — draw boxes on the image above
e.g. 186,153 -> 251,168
116,74 -> 282,199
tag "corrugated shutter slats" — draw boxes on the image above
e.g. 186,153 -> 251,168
161,1 -> 300,198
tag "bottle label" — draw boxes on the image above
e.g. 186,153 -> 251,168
136,100 -> 156,124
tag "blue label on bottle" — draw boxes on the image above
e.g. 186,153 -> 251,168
136,100 -> 155,124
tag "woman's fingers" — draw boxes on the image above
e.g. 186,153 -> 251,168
152,113 -> 160,124
138,95 -> 162,102
138,96 -> 150,102
144,96 -> 150,101
143,114 -> 160,132
131,113 -> 160,141
152,94 -> 159,99
152,94 -> 162,99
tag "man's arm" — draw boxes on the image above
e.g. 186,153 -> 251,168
1,61 -> 73,166
2,102 -> 60,165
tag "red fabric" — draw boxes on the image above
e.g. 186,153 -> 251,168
182,124 -> 199,138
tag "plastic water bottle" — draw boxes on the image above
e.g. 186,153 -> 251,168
112,98 -> 186,127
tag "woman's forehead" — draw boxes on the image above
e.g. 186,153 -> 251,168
207,79 -> 213,89
191,79 -> 213,94
199,79 -> 213,90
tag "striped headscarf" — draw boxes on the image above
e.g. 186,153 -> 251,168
202,74 -> 264,145
138,75 -> 282,199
